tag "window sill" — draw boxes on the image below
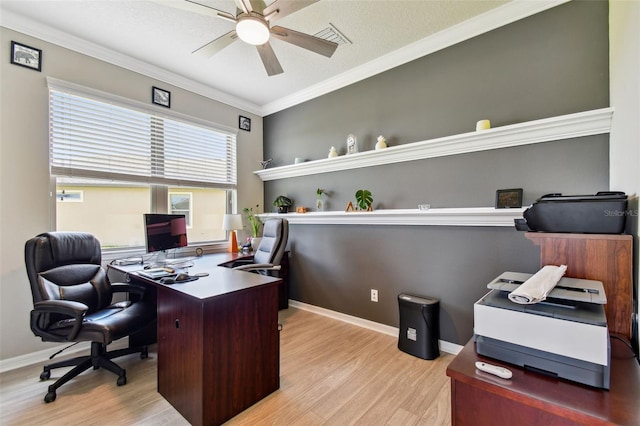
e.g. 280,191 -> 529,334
102,242 -> 229,264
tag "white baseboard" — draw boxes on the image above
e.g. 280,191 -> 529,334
0,338 -> 129,374
288,300 -> 463,355
2,301 -> 464,373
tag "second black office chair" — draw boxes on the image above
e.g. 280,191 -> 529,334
25,232 -> 156,403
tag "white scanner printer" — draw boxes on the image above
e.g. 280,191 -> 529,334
474,272 -> 610,389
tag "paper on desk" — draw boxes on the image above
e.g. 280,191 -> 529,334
508,264 -> 567,304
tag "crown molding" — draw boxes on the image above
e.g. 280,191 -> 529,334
0,9 -> 263,115
2,0 -> 569,117
259,0 -> 570,115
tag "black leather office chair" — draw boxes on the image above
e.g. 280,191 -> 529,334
25,232 -> 156,403
233,218 -> 289,274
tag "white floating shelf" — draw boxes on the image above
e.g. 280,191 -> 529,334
254,108 -> 613,181
258,207 -> 527,227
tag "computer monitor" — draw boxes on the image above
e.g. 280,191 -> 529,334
144,213 -> 188,254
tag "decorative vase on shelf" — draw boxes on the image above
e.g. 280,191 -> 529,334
328,146 -> 338,158
251,237 -> 262,251
375,135 -> 387,150
316,198 -> 324,211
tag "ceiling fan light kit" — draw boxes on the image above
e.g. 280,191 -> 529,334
236,15 -> 270,45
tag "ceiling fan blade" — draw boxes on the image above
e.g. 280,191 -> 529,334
152,0 -> 235,20
270,26 -> 338,58
193,31 -> 239,58
233,0 -> 250,13
255,42 -> 284,76
263,0 -> 318,22
249,0 -> 268,14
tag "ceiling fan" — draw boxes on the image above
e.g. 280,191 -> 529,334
167,0 -> 339,76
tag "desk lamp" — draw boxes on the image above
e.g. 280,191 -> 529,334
222,214 -> 243,253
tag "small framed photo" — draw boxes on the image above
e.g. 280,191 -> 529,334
346,134 -> 358,154
152,86 -> 171,108
239,115 -> 251,132
495,188 -> 523,209
10,41 -> 42,72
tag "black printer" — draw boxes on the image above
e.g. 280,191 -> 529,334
517,191 -> 627,234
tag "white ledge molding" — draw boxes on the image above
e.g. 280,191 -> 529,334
258,207 -> 527,227
255,108 -> 613,181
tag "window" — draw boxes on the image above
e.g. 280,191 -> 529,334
169,192 -> 192,227
49,78 -> 237,251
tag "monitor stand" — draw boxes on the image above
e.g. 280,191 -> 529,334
152,250 -> 194,268
144,250 -> 169,269
155,250 -> 168,264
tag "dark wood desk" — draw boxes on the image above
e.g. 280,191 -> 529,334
111,254 -> 282,426
113,251 -> 289,346
446,339 -> 640,426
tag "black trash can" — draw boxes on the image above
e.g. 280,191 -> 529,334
398,293 -> 440,360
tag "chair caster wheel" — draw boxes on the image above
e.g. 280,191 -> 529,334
140,347 -> 148,359
44,391 -> 56,403
117,375 -> 127,386
40,370 -> 51,381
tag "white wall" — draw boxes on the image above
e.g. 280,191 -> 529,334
609,0 -> 640,348
0,27 -> 264,360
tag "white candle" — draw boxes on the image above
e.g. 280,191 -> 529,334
476,119 -> 491,131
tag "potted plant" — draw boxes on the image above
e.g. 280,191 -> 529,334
355,189 -> 373,211
273,195 -> 293,214
242,204 -> 262,250
316,188 -> 326,211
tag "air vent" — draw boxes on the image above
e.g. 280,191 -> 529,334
314,23 -> 351,45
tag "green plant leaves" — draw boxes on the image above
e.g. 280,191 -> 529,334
273,195 -> 292,207
355,189 -> 373,210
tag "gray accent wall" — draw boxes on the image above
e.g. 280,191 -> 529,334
263,1 -> 611,345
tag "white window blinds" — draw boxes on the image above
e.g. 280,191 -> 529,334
48,79 -> 237,189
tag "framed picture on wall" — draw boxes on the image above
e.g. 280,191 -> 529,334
152,86 -> 171,108
239,115 -> 251,132
10,41 -> 42,72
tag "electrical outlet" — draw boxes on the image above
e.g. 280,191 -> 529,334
371,289 -> 378,302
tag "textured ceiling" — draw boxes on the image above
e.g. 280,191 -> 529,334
1,0 -> 546,115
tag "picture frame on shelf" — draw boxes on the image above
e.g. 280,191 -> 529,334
346,134 -> 358,154
10,41 -> 42,72
495,188 -> 523,209
152,86 -> 171,108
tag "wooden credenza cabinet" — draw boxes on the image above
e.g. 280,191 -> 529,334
447,339 -> 640,425
524,232 -> 633,339
447,232 -> 638,425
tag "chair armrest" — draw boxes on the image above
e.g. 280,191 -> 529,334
221,257 -> 255,269
234,263 -> 281,272
32,300 -> 88,341
111,282 -> 146,298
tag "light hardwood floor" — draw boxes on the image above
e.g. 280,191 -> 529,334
0,308 -> 453,425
